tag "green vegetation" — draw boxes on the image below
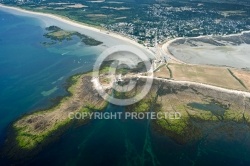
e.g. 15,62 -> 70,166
154,100 -> 248,144
156,115 -> 188,135
12,72 -> 107,150
43,26 -> 103,46
14,116 -> 72,150
13,74 -> 80,149
131,99 -> 151,112
45,25 -> 61,31
3,0 -> 250,47
125,79 -> 250,144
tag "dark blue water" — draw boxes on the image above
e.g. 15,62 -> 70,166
1,9 -> 250,166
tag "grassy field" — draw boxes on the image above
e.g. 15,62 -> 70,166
154,65 -> 171,79
154,63 -> 247,91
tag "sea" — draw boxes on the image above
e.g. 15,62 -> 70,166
0,8 -> 250,166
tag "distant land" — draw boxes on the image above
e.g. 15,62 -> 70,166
1,0 -> 250,46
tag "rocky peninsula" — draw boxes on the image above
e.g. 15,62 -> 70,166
4,72 -> 107,159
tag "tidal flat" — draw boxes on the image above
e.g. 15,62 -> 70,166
168,32 -> 250,69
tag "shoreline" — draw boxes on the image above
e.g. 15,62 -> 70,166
0,3 -> 154,58
2,3 -> 250,163
4,72 -> 107,153
161,30 -> 250,65
161,37 -> 186,64
2,3 -> 249,65
2,2 -> 250,101
2,4 -> 250,107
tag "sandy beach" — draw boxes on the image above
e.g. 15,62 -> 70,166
0,3 -> 154,58
2,3 -> 250,67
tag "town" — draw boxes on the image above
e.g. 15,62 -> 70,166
2,0 -> 250,47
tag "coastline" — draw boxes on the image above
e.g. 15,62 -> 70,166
3,3 -> 249,65
0,3 -> 154,58
161,38 -> 186,64
1,3 -> 250,165
3,72 -> 107,157
161,30 -> 250,66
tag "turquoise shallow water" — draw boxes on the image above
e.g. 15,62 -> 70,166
0,10 -> 97,143
1,9 -> 250,166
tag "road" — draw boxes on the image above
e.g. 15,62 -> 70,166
137,75 -> 250,98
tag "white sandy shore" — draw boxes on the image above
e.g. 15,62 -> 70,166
161,37 -> 185,64
2,4 -> 250,104
0,3 -> 154,58
2,3 -> 249,67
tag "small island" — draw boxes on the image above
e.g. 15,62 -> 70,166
42,25 -> 103,46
